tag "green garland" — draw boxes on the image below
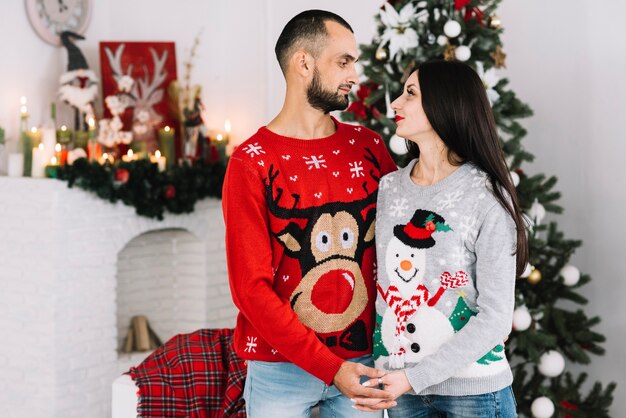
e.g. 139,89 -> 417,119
56,158 -> 226,220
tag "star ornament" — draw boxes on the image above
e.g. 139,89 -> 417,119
443,44 -> 456,61
490,45 -> 507,68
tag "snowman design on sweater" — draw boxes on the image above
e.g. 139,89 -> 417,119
377,209 -> 468,369
375,208 -> 508,376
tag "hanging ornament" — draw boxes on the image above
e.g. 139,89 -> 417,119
512,306 -> 532,331
389,135 -> 409,155
490,14 -> 502,29
560,264 -> 581,286
436,35 -> 448,46
538,350 -> 565,377
444,20 -> 462,38
520,263 -> 533,278
531,397 -> 555,418
528,198 -> 546,224
528,268 -> 542,285
375,46 -> 388,61
455,45 -> 471,61
510,170 -> 520,187
490,45 -> 507,68
443,44 -> 457,61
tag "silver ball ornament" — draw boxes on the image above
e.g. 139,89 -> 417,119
389,135 -> 409,155
455,45 -> 471,61
531,397 -> 555,418
444,20 -> 462,38
512,307 -> 532,331
538,350 -> 565,377
560,265 -> 581,286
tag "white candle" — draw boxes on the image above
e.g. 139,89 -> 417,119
152,150 -> 166,172
8,153 -> 24,177
31,144 -> 46,178
121,149 -> 135,162
41,126 -> 56,160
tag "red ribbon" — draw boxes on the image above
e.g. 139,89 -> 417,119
464,7 -> 484,26
455,0 -> 471,10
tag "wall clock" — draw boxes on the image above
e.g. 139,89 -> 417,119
25,0 -> 93,46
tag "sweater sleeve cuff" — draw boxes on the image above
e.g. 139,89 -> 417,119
314,351 -> 345,386
405,364 -> 433,395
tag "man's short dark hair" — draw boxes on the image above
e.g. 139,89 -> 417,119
275,10 -> 353,75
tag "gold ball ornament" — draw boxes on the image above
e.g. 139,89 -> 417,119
375,47 -> 388,61
528,268 -> 542,284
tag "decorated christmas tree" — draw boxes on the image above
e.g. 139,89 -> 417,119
343,1 -> 616,416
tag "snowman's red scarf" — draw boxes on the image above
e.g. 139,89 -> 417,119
377,271 -> 469,353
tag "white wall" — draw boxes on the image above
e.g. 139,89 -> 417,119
1,0 -> 623,414
500,1 -> 626,413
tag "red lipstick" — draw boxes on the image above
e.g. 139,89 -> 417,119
395,115 -> 404,123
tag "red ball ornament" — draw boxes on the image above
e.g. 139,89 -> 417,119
114,168 -> 129,185
164,184 -> 176,199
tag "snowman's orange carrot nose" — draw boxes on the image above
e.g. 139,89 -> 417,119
400,260 -> 413,271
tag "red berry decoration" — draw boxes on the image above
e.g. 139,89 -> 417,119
164,184 -> 176,199
426,221 -> 436,231
114,168 -> 129,185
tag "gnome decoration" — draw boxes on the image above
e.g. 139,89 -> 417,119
377,209 -> 469,369
58,31 -> 98,131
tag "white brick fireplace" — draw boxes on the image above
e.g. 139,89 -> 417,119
0,177 -> 237,418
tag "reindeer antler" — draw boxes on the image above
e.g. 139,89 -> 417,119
363,147 -> 381,182
135,48 -> 168,106
264,165 -> 314,219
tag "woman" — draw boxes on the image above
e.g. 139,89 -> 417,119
353,60 -> 527,417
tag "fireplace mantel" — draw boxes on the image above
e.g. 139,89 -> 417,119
0,177 -> 236,417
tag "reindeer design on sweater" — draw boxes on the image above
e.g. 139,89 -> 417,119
378,209 -> 469,369
264,148 -> 382,352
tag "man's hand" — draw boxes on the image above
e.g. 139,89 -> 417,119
332,361 -> 396,410
352,370 -> 412,412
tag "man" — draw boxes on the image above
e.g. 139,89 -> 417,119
222,10 -> 397,417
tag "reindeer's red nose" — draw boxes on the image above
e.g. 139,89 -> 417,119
311,270 -> 355,314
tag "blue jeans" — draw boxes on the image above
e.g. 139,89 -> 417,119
388,386 -> 517,418
243,354 -> 382,418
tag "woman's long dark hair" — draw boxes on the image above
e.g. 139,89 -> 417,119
408,59 -> 528,275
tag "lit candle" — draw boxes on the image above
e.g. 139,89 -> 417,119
224,119 -> 231,142
31,143 -> 46,178
57,125 -> 71,144
153,150 -> 166,172
22,126 -> 42,176
122,149 -> 135,162
214,133 -> 227,161
45,156 -> 60,178
158,125 -> 175,169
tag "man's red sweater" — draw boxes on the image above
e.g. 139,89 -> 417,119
222,118 -> 397,385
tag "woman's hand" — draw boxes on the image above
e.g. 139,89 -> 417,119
351,370 -> 412,412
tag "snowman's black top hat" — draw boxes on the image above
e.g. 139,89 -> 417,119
393,209 -> 446,249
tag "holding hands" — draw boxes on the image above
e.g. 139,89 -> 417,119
352,370 -> 413,412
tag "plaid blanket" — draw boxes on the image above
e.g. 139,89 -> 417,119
129,328 -> 247,417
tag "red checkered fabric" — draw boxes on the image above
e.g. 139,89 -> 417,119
129,328 -> 246,417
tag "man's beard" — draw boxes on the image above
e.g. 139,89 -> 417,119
307,68 -> 350,114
